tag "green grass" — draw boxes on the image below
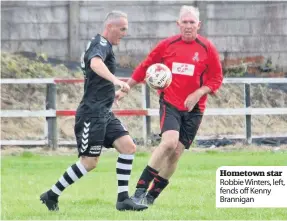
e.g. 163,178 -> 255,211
1,150 -> 287,220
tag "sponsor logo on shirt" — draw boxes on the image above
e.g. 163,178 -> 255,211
100,37 -> 108,46
172,62 -> 195,76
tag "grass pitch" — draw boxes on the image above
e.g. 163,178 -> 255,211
1,150 -> 287,220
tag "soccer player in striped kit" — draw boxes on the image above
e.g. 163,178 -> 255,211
115,5 -> 223,205
40,11 -> 147,212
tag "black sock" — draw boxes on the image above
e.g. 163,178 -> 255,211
148,175 -> 169,199
136,165 -> 159,189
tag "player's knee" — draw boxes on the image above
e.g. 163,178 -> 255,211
162,138 -> 178,153
124,142 -> 136,154
80,156 -> 99,171
114,135 -> 137,154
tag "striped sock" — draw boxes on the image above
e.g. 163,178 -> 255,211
116,154 -> 134,202
48,161 -> 88,200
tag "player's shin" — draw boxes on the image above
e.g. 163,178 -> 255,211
116,153 -> 134,202
147,175 -> 169,203
49,161 -> 88,199
40,161 -> 88,211
136,165 -> 159,190
130,165 -> 159,204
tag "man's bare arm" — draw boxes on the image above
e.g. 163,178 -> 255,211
90,57 -> 117,83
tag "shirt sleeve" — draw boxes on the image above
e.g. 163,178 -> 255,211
87,38 -> 110,62
203,41 -> 223,94
132,39 -> 167,83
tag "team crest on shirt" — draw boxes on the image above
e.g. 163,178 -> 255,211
100,37 -> 107,46
192,52 -> 199,62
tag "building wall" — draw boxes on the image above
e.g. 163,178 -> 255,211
206,2 -> 287,70
1,1 -> 287,70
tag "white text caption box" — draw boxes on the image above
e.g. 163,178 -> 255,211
216,166 -> 287,208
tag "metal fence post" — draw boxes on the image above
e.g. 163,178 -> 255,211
145,84 -> 151,143
244,83 -> 252,144
141,84 -> 151,146
46,83 -> 58,149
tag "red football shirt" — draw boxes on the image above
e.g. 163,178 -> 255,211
132,34 -> 223,112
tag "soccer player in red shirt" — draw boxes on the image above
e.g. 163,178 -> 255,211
115,5 -> 223,206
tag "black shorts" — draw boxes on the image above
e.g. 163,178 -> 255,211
159,99 -> 203,149
74,112 -> 129,157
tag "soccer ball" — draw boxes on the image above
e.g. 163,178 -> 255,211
145,63 -> 172,90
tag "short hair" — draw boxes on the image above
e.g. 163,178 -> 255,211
104,10 -> 128,26
178,5 -> 200,21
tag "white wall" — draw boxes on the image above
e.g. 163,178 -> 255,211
1,1 -> 287,70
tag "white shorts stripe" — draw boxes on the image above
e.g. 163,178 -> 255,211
59,176 -> 69,188
116,162 -> 132,170
51,185 -> 62,195
117,174 -> 130,181
118,186 -> 129,193
76,161 -> 88,175
118,154 -> 134,160
67,167 -> 79,182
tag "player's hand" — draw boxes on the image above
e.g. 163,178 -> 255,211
184,90 -> 204,112
113,78 -> 130,93
114,89 -> 128,107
